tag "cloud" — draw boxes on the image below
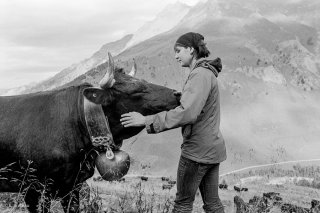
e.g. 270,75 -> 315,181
0,0 -> 201,89
4,0 -> 311,90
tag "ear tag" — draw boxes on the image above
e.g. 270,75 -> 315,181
106,146 -> 115,159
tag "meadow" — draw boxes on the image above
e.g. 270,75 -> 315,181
1,163 -> 320,212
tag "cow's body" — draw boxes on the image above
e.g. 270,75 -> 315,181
0,85 -> 96,212
0,58 -> 180,212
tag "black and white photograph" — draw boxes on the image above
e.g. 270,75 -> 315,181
1,0 -> 320,212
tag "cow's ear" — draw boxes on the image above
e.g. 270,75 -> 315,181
83,88 -> 114,106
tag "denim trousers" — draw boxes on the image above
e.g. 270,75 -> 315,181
172,156 -> 225,213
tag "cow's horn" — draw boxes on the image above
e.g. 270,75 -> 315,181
128,58 -> 137,77
99,52 -> 115,89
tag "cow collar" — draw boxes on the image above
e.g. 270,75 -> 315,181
83,88 -> 115,158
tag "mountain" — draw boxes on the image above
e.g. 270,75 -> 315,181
17,34 -> 133,94
4,0 -> 320,176
123,1 -> 191,50
0,82 -> 37,96
107,0 -> 320,175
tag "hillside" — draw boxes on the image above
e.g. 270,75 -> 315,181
4,0 -> 320,176
55,0 -> 320,176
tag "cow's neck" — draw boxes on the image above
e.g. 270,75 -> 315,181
82,91 -> 116,150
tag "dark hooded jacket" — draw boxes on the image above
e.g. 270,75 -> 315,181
145,58 -> 227,164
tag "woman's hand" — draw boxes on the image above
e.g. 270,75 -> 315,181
120,112 -> 146,127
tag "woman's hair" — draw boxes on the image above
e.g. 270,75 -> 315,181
174,32 -> 210,59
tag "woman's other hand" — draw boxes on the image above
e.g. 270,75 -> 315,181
120,112 -> 146,127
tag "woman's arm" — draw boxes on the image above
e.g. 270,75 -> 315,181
120,68 -> 213,133
147,68 -> 212,133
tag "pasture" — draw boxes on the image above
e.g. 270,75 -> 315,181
0,164 -> 319,212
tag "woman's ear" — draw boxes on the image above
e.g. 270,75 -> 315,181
189,47 -> 195,55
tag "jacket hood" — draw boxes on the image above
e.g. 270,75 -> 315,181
193,57 -> 222,77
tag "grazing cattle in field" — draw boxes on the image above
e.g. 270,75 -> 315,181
162,184 -> 174,190
234,186 -> 248,192
161,177 -> 169,181
219,183 -> 228,190
234,186 -> 241,192
241,187 -> 248,192
0,53 -> 180,213
140,176 -> 148,181
168,180 -> 176,185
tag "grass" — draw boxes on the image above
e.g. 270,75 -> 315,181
0,164 -> 320,212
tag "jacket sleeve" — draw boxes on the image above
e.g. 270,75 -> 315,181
145,68 -> 212,133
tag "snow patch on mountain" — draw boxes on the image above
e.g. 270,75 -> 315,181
175,0 -> 222,29
123,2 -> 191,50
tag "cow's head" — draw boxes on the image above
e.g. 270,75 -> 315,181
84,53 -> 180,147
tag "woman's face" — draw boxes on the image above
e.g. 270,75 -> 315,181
174,45 -> 194,67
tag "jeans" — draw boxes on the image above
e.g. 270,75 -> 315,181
172,156 -> 224,213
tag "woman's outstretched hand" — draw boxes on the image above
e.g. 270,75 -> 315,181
120,112 -> 146,127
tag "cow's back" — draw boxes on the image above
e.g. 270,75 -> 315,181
0,85 -> 87,172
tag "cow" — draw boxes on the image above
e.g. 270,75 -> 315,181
218,183 -> 228,190
140,176 -> 148,181
240,187 -> 248,192
234,185 -> 248,192
0,53 -> 180,213
161,177 -> 169,181
234,186 -> 241,192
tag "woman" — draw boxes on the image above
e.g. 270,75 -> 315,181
120,32 -> 226,213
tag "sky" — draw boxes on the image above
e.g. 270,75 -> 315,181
0,0 -> 201,90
